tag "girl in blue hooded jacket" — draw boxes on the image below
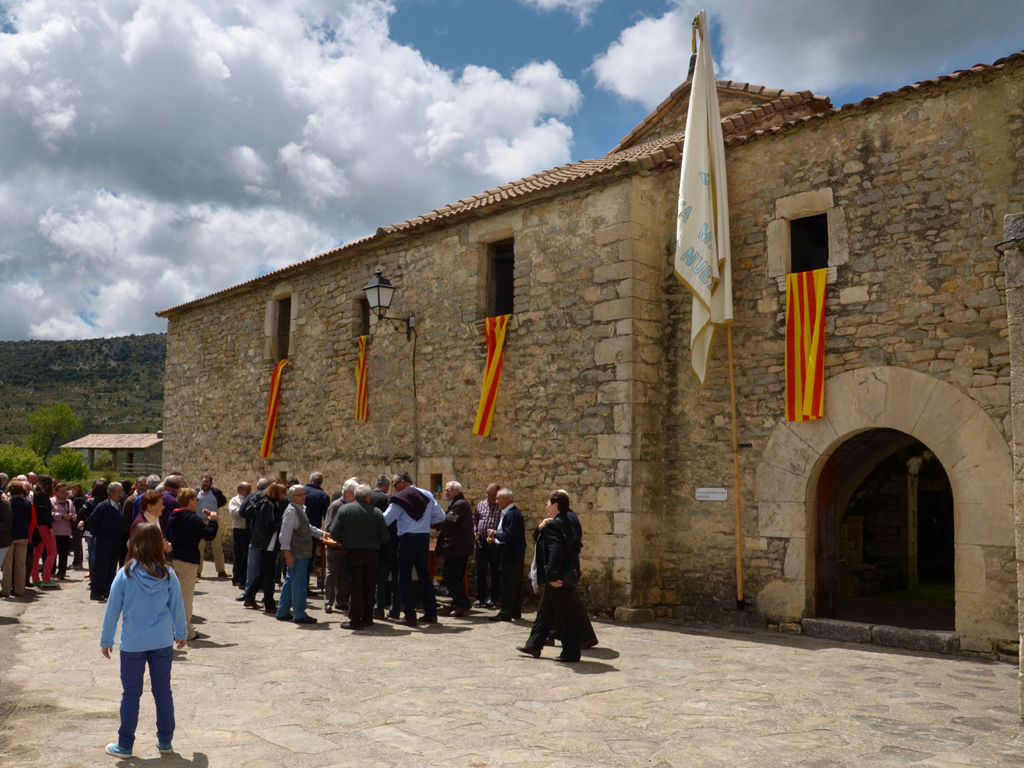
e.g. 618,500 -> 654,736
100,522 -> 188,758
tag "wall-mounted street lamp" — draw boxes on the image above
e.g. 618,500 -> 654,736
363,269 -> 415,341
362,269 -> 419,476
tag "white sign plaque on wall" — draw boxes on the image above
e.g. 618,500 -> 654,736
695,487 -> 728,502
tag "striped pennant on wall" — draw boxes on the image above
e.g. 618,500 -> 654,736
260,359 -> 289,458
355,335 -> 369,422
472,314 -> 510,437
785,269 -> 827,421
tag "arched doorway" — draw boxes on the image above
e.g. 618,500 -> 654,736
814,429 -> 954,630
753,366 -> 1015,647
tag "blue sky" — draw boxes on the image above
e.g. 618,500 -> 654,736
388,0 -> 657,159
0,0 -> 1022,340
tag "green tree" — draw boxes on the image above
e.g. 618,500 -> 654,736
47,448 -> 91,482
0,442 -> 46,477
26,404 -> 82,460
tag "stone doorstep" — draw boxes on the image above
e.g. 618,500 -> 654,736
801,617 -> 960,655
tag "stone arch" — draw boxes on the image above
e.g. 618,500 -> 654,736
754,365 -> 1015,646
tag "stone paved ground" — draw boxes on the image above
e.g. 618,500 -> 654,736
2,574 -> 1023,768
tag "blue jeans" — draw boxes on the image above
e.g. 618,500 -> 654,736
277,557 -> 310,619
397,533 -> 436,619
119,646 -> 174,750
244,545 -> 262,594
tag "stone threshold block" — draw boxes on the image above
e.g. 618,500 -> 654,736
801,618 -> 959,655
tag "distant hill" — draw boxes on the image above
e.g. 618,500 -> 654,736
0,333 -> 165,448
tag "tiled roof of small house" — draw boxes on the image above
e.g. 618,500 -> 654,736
157,49 -> 1024,317
62,433 -> 163,450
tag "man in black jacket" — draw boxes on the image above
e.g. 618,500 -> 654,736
487,488 -> 525,622
436,481 -> 474,616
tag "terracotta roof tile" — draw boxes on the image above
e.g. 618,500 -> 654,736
157,49 -> 1024,317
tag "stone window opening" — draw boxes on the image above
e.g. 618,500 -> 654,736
265,289 -> 296,362
275,296 -> 291,360
790,214 -> 829,273
487,238 -> 515,317
354,297 -> 370,337
766,188 -> 848,290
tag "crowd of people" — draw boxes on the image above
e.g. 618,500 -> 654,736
0,467 -> 598,651
0,467 -> 599,757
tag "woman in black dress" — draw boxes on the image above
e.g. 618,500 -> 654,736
517,490 -> 581,663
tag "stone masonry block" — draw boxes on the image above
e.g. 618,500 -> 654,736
614,607 -> 655,623
594,222 -> 634,246
597,434 -> 632,460
954,544 -> 986,593
783,536 -> 806,581
598,381 -> 631,404
755,463 -> 809,505
955,503 -> 1015,548
593,298 -> 634,322
758,501 -> 805,539
598,485 -> 632,512
802,618 -> 872,644
871,625 -> 959,654
594,260 -> 633,284
594,335 -> 634,366
840,286 -> 869,304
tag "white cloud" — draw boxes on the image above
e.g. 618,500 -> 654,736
279,143 -> 351,209
22,189 -> 335,339
0,0 -> 582,339
593,0 -> 1024,108
518,0 -> 604,24
591,5 -> 696,108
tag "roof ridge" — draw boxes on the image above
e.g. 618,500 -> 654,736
609,77 -> 828,155
724,48 -> 1024,147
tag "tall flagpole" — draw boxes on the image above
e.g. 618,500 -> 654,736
674,10 -> 744,609
728,325 -> 745,607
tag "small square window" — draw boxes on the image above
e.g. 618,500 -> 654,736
790,214 -> 829,273
487,239 -> 515,317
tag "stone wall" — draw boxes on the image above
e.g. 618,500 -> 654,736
162,55 -> 1024,641
647,62 -> 1023,644
164,175 -> 658,612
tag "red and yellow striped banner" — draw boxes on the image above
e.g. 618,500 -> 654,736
473,314 -> 510,436
785,269 -> 827,421
355,335 -> 369,422
259,359 -> 289,458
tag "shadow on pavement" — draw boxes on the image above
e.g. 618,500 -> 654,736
110,751 -> 209,766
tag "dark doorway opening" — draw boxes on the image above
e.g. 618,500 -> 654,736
815,429 -> 954,630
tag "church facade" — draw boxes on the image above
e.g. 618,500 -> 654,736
159,51 -> 1024,660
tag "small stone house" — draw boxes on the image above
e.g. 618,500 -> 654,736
61,432 -> 164,475
158,51 -> 1024,660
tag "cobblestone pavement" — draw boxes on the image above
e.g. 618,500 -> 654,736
2,574 -> 1022,767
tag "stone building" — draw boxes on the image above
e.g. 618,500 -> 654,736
158,51 -> 1024,661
